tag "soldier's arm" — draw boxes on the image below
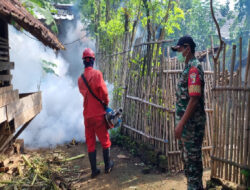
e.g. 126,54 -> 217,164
175,67 -> 201,139
175,97 -> 199,138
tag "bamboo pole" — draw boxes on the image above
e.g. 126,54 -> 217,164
237,82 -> 243,183
211,35 -> 218,177
211,155 -> 250,170
63,154 -> 85,162
229,45 -> 236,181
239,37 -> 242,86
122,125 -> 168,143
220,44 -> 227,179
212,87 -> 250,91
224,74 -> 232,180
235,39 -> 243,183
243,40 -> 250,184
233,71 -> 240,183
222,45 -> 236,181
217,68 -> 223,176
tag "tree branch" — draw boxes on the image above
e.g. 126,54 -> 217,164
159,0 -> 172,40
210,0 -> 224,63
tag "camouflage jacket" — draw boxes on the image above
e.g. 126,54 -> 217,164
175,58 -> 206,140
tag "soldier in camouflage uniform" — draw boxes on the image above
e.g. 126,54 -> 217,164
171,36 -> 206,190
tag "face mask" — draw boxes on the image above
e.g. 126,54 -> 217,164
83,58 -> 94,68
177,52 -> 185,63
177,47 -> 190,63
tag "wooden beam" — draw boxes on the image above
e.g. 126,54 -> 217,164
0,106 -> 7,123
0,51 -> 8,55
0,37 -> 8,43
7,92 -> 42,121
0,62 -> 14,71
0,134 -> 13,153
0,45 -> 9,49
0,74 -> 12,82
0,85 -> 13,94
0,56 -> 9,61
11,118 -> 34,146
14,104 -> 42,129
0,41 -> 8,46
0,89 -> 18,108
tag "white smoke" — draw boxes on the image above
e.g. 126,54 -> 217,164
9,21 -> 113,148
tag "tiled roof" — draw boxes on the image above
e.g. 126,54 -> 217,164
0,0 -> 65,50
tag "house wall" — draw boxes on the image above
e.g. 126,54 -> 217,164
0,18 -> 8,39
0,18 -> 10,87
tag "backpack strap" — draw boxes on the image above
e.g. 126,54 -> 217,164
81,74 -> 107,109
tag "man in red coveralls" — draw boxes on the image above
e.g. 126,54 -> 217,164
78,48 -> 114,178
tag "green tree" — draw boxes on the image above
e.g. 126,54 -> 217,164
169,0 -> 223,51
21,0 -> 59,34
226,0 -> 250,71
229,0 -> 250,44
79,0 -> 184,49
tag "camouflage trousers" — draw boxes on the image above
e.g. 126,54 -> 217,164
179,135 -> 204,190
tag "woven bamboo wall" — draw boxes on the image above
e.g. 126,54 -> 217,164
97,38 -> 214,171
123,41 -> 213,171
211,40 -> 250,187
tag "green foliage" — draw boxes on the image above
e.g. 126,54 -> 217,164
109,126 -> 121,140
79,0 -> 184,46
228,0 -> 250,60
111,132 -> 168,169
241,169 -> 250,179
171,0 -> 223,50
41,59 -> 58,76
158,155 -> 168,169
241,169 -> 250,189
112,83 -> 124,107
99,8 -> 125,40
21,0 -> 58,34
139,0 -> 185,40
147,1 -> 184,36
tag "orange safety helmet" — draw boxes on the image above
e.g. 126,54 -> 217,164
82,48 -> 95,60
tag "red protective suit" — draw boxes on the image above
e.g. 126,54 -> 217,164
78,67 -> 111,153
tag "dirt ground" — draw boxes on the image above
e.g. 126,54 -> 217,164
24,142 -> 211,190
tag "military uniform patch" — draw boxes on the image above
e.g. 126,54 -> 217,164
190,73 -> 196,83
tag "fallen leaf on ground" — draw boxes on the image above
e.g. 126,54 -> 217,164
117,154 -> 129,159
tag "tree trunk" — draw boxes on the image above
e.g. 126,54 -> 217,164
143,0 -> 152,76
95,0 -> 101,63
106,0 -> 111,23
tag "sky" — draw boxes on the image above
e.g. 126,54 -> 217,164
216,0 -> 236,10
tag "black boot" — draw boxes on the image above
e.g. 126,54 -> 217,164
88,150 -> 100,178
103,147 -> 114,173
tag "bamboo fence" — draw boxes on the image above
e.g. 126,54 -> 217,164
97,36 -> 214,171
211,39 -> 250,187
